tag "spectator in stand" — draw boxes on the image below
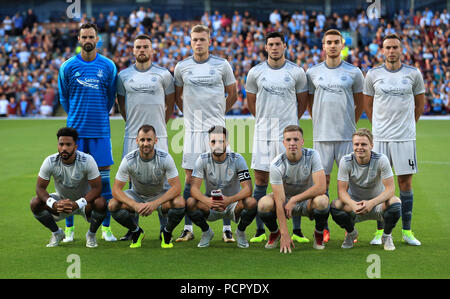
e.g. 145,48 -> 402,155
19,93 -> 29,116
7,97 -> 18,116
0,7 -> 448,116
39,100 -> 53,116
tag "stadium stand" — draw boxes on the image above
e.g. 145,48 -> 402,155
0,2 -> 448,117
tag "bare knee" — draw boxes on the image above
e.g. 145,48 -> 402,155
30,196 -> 43,213
186,197 -> 198,211
244,197 -> 257,210
312,195 -> 329,210
172,195 -> 186,209
108,198 -> 121,212
258,195 -> 275,213
388,196 -> 401,206
94,197 -> 107,212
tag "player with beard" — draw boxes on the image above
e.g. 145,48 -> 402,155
116,34 -> 175,241
245,31 -> 309,244
364,34 -> 425,246
58,23 -> 118,243
174,25 -> 237,243
109,125 -> 185,248
306,29 -> 365,243
30,127 -> 107,248
186,126 -> 257,248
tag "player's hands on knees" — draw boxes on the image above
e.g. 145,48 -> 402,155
280,233 -> 294,254
138,202 -> 156,216
350,201 -> 362,214
355,200 -> 373,215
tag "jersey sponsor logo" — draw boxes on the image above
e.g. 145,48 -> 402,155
76,78 -> 100,90
380,87 -> 407,96
262,85 -> 288,96
188,76 -> 216,87
318,84 -> 344,94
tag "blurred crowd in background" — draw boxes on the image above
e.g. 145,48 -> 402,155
0,6 -> 449,118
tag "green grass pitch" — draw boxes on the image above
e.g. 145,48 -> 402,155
1,118 -> 449,279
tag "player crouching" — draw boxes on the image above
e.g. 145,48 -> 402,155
109,125 -> 185,249
186,126 -> 257,248
331,128 -> 401,251
30,127 -> 107,248
257,125 -> 330,253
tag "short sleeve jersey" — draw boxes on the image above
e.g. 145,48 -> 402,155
246,60 -> 308,141
115,148 -> 179,197
38,151 -> 100,200
117,64 -> 174,139
337,151 -> 394,201
192,152 -> 251,197
174,55 -> 236,132
306,61 -> 364,141
363,64 -> 425,141
269,148 -> 323,197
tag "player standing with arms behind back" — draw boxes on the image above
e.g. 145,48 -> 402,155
364,33 -> 425,246
58,23 -> 118,242
306,29 -> 365,243
174,24 -> 237,242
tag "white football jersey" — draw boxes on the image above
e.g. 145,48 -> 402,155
174,55 -> 236,133
306,61 -> 364,141
38,151 -> 100,201
192,152 -> 251,197
337,151 -> 393,201
115,148 -> 178,197
117,64 -> 174,139
246,60 -> 308,141
363,64 -> 425,142
269,148 -> 323,197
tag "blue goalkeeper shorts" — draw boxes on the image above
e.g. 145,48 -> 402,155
77,138 -> 114,167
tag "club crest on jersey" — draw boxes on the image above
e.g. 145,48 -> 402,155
302,166 -> 310,176
97,69 -> 103,78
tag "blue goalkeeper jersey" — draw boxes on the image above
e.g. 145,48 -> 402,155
58,53 -> 117,138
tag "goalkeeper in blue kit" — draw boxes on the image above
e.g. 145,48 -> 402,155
58,23 -> 118,242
